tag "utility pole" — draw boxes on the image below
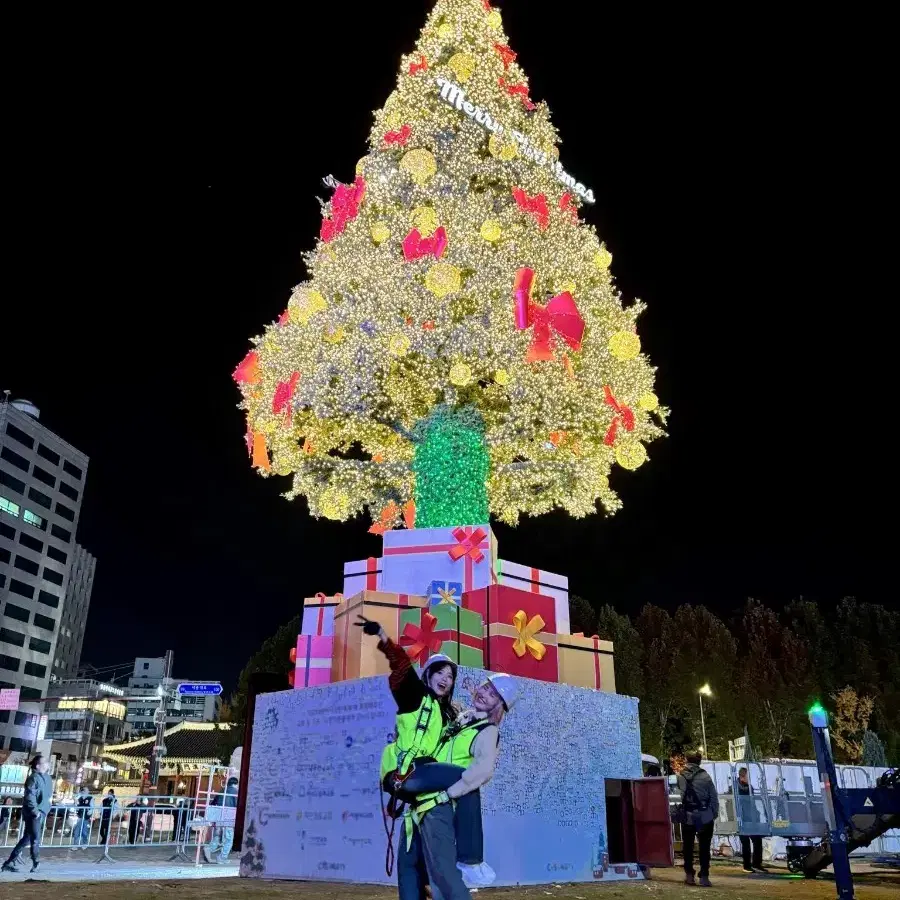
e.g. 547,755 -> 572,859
148,650 -> 174,789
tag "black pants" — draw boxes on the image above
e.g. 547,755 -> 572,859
6,813 -> 42,866
741,835 -> 763,869
682,821 -> 714,877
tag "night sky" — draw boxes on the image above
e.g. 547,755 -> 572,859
2,2 -> 884,692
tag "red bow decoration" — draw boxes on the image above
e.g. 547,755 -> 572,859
494,43 -> 516,69
448,526 -> 488,563
244,425 -> 254,458
233,351 -> 260,385
272,371 -> 300,422
402,500 -> 416,530
603,385 -> 635,445
514,267 -> 585,363
499,77 -> 536,111
369,501 -> 399,536
278,309 -> 290,326
512,187 -> 550,230
400,612 -> 442,666
384,124 -> 412,147
482,0 -> 493,9
320,176 -> 367,243
409,54 -> 428,76
559,192 -> 578,222
403,226 -> 448,261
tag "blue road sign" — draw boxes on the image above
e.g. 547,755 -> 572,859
177,683 -> 223,696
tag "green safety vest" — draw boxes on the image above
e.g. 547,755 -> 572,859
393,694 -> 444,778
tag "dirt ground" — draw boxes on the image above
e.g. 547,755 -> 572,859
1,863 -> 897,900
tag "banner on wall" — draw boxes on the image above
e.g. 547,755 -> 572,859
240,670 -> 643,886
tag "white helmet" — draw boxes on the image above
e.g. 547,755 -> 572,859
484,673 -> 519,711
422,654 -> 457,683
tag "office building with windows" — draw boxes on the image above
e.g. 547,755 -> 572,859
125,656 -> 221,736
0,397 -> 93,753
53,543 -> 96,679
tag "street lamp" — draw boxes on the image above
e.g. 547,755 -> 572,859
698,684 -> 712,759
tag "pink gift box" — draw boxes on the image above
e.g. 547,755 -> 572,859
294,635 -> 334,689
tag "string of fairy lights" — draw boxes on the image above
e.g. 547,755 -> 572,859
234,0 -> 666,528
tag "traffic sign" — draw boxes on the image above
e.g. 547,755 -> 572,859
177,683 -> 223,696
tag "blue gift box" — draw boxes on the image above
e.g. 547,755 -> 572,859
427,580 -> 463,607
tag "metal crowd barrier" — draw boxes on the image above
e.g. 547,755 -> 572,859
0,794 -> 229,864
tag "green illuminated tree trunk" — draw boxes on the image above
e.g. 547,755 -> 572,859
412,406 -> 489,528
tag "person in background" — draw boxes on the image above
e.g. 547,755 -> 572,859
677,750 -> 719,887
0,798 -> 13,840
737,767 -> 766,873
73,786 -> 94,847
99,789 -> 117,846
2,755 -> 52,874
203,776 -> 238,864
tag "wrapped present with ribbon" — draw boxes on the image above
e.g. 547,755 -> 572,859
426,580 -> 464,607
343,557 -> 382,596
291,635 -> 334,689
557,632 -> 616,692
331,590 -> 427,682
381,525 -> 498,596
302,592 -> 343,637
399,604 -> 484,667
495,560 -> 571,635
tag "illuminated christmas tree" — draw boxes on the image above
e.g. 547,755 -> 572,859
234,0 -> 666,529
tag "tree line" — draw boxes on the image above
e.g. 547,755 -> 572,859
570,596 -> 899,766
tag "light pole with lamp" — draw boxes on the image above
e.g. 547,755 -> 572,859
698,684 -> 712,758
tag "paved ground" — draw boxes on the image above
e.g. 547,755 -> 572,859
0,859 -> 897,898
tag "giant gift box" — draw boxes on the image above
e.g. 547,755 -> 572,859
381,525 -> 498,596
331,590 -> 427,681
496,560 -> 571,635
399,603 -> 485,667
293,635 -> 334,689
301,592 -> 341,637
465,585 -> 559,682
557,633 -> 616,692
342,557 -> 382,596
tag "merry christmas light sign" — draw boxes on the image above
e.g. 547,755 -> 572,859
435,77 -> 596,203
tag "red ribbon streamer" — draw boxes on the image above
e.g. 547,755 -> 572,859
320,176 -> 367,244
603,385 -> 635,445
514,267 -> 585,362
400,612 -> 442,666
512,187 -> 550,230
559,192 -> 578,222
384,124 -> 412,147
369,501 -> 399,536
494,43 -> 516,69
409,54 -> 428,76
402,226 -> 448,261
499,77 -> 536,111
272,371 -> 301,422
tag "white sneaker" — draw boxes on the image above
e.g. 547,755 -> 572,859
457,862 -> 496,888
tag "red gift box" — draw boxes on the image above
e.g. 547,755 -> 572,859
464,585 -> 559,682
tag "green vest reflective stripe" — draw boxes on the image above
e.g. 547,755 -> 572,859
395,695 -> 442,777
380,742 -> 397,781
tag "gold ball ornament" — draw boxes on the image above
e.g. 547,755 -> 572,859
594,245 -> 613,270
616,442 -> 648,471
488,133 -> 517,161
638,392 -> 659,412
371,222 -> 391,244
320,489 -> 352,521
355,157 -> 366,176
438,22 -> 454,40
323,325 -> 345,345
400,149 -> 437,186
384,109 -> 405,130
388,333 -> 411,357
448,52 -> 476,83
480,219 -> 502,242
411,206 -> 438,237
261,419 -> 277,436
494,369 -> 510,386
609,331 -> 641,360
486,9 -> 502,29
555,279 -> 577,295
450,362 -> 473,386
425,262 -> 462,298
290,289 -> 328,325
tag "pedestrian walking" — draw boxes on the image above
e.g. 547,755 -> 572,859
675,750 -> 719,887
2,755 -> 52,874
203,777 -> 238,864
100,789 -> 117,846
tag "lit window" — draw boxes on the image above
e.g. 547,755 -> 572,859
0,497 -> 20,518
23,509 -> 44,529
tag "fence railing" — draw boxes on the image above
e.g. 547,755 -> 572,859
0,794 -> 237,863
